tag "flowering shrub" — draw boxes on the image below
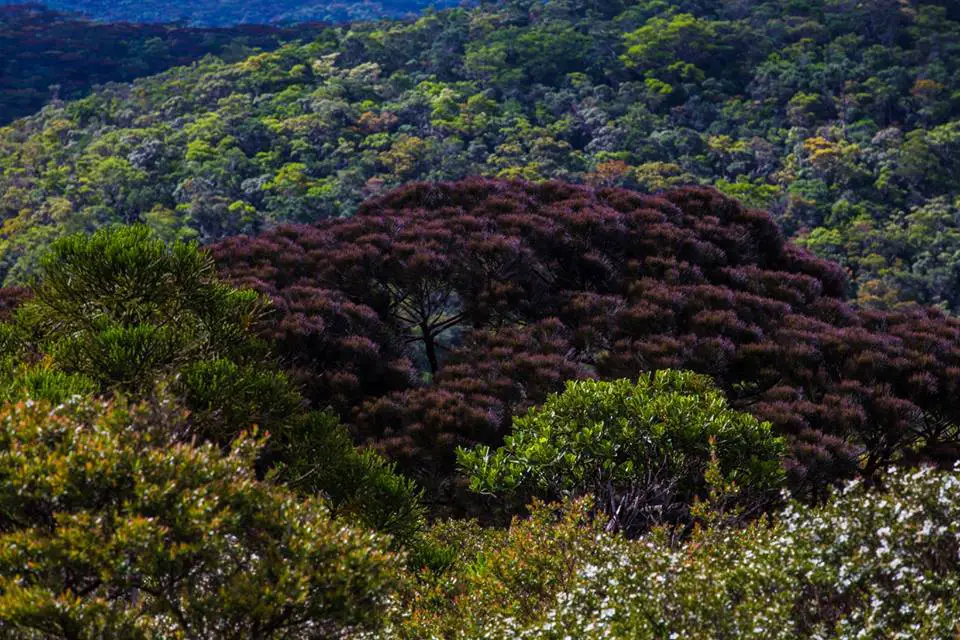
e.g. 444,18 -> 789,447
389,500 -> 605,639
388,466 -> 960,638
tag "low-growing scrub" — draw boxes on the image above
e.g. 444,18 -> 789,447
0,397 -> 402,638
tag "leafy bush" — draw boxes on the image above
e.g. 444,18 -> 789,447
390,500 -> 603,640
459,372 -> 786,536
506,466 -> 960,639
281,411 -> 425,544
0,397 -> 401,638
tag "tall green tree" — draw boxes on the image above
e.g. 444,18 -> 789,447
0,226 -> 425,544
1,224 -> 293,442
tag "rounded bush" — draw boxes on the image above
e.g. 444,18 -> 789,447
458,371 -> 786,536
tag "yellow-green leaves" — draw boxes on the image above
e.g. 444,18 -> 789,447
0,397 -> 402,638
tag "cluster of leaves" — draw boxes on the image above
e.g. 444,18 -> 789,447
0,225 -> 426,542
2,0 -> 960,310
0,396 -> 403,638
6,0 -> 461,27
0,4 -> 318,124
213,179 -> 960,508
1,376 -> 955,637
390,465 -> 960,639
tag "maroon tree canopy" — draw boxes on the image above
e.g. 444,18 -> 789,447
211,179 -> 960,502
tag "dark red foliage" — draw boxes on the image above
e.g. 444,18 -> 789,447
211,179 -> 960,500
0,287 -> 30,322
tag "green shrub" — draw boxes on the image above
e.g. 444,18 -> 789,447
280,411 -> 425,545
458,371 -> 786,536
1,225 -> 286,442
500,466 -> 960,639
0,397 -> 402,638
391,500 -> 602,639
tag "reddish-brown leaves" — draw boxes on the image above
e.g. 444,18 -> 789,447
210,179 -> 960,499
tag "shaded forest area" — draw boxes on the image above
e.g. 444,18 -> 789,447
0,4 -> 326,123
0,0 -> 463,26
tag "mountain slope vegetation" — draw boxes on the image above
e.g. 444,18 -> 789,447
1,181 -> 959,636
2,3 -> 960,635
1,0 -> 959,312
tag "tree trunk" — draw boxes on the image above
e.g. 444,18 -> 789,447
422,323 -> 439,375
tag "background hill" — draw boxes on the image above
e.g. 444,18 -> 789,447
1,0 -> 959,314
0,0 -> 463,26
0,4 -> 320,124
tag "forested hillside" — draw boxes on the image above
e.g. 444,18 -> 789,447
1,0 -> 959,313
0,0 -> 461,26
2,2 -> 960,635
0,5 -> 320,124
1,182 -> 960,636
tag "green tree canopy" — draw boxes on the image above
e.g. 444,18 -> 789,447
0,226 -> 425,544
0,224 -> 295,442
459,371 -> 786,536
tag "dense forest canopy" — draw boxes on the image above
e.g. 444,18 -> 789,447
0,5 -> 324,124
0,0 -> 463,26
1,0 -> 960,314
